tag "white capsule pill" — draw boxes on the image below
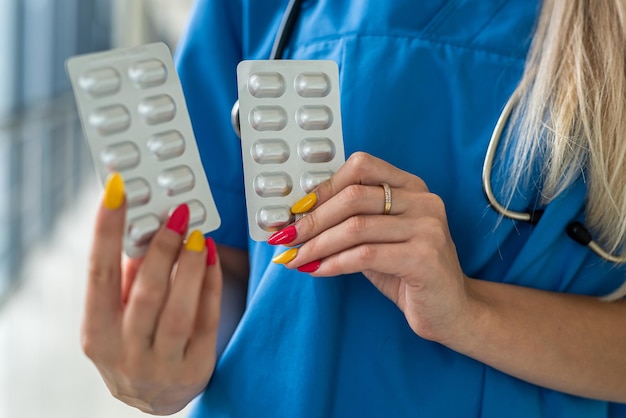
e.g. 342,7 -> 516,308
78,67 -> 121,97
251,139 -> 290,164
298,138 -> 336,163
256,206 -> 294,232
128,59 -> 168,88
88,105 -> 131,136
301,170 -> 334,193
138,95 -> 177,125
147,130 -> 185,160
125,178 -> 151,208
296,106 -> 333,131
249,106 -> 288,131
295,72 -> 331,98
100,142 -> 140,171
254,172 -> 293,198
187,200 -> 207,227
158,166 -> 195,196
248,72 -> 285,98
128,214 -> 161,246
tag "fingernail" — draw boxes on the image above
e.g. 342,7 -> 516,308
272,248 -> 298,264
291,192 -> 317,214
185,230 -> 205,252
205,237 -> 217,266
166,204 -> 190,235
103,172 -> 125,210
298,260 -> 321,273
268,225 -> 297,246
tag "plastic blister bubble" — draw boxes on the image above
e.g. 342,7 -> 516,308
66,42 -> 221,257
237,60 -> 345,240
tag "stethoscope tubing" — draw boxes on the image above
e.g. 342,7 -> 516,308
482,89 -> 626,263
232,0 -> 626,264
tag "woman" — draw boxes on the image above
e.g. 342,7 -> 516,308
81,1 -> 626,416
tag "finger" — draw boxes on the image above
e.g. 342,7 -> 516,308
286,185 -> 412,246
153,230 -> 207,359
308,242 -> 412,277
286,215 -> 413,269
186,237 -> 222,363
121,256 -> 143,305
84,173 -> 126,336
123,203 -> 190,348
315,152 -> 427,207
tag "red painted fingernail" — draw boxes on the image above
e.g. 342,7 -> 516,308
205,237 -> 217,266
298,260 -> 321,273
268,225 -> 297,246
166,204 -> 190,235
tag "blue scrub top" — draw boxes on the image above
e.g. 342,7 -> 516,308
175,0 -> 626,416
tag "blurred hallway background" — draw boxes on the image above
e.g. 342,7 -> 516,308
0,0 -> 194,416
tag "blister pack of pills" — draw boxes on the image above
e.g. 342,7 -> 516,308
66,42 -> 220,258
236,60 -> 345,241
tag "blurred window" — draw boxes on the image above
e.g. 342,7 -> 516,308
0,0 -> 112,301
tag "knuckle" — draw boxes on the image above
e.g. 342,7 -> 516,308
160,309 -> 191,338
132,285 -> 165,311
423,192 -> 446,213
409,176 -> 429,192
346,215 -> 368,234
151,236 -> 180,256
88,261 -> 115,283
342,184 -> 365,202
81,334 -> 102,360
347,152 -> 371,177
301,210 -> 319,235
355,244 -> 376,264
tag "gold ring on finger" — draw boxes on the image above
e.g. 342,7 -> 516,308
380,182 -> 392,215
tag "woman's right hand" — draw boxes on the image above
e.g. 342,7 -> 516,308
81,173 -> 223,415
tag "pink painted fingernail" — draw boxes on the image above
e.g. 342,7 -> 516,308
268,225 -> 297,246
166,204 -> 190,235
298,260 -> 321,273
205,237 -> 217,266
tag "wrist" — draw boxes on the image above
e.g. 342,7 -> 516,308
435,277 -> 493,355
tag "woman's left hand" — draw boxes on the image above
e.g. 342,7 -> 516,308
268,152 -> 475,345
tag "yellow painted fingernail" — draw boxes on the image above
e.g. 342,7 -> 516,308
291,192 -> 317,214
103,172 -> 125,210
185,230 -> 206,253
272,248 -> 298,264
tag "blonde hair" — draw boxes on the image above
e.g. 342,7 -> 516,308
505,0 -> 626,256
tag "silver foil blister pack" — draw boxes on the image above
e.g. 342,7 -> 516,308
236,60 -> 345,241
66,42 -> 220,257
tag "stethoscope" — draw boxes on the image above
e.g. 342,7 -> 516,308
231,0 -> 626,264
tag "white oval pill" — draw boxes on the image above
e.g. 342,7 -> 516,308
158,166 -> 195,196
256,206 -> 294,232
138,95 -> 176,125
125,178 -> 151,208
187,200 -> 207,227
301,170 -> 334,193
128,59 -> 168,88
88,105 -> 131,136
298,138 -> 336,163
248,72 -> 285,98
147,130 -> 186,160
254,172 -> 293,198
100,142 -> 140,171
249,106 -> 287,131
296,106 -> 333,131
78,67 -> 121,97
295,72 -> 331,98
128,214 -> 161,246
251,139 -> 290,164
